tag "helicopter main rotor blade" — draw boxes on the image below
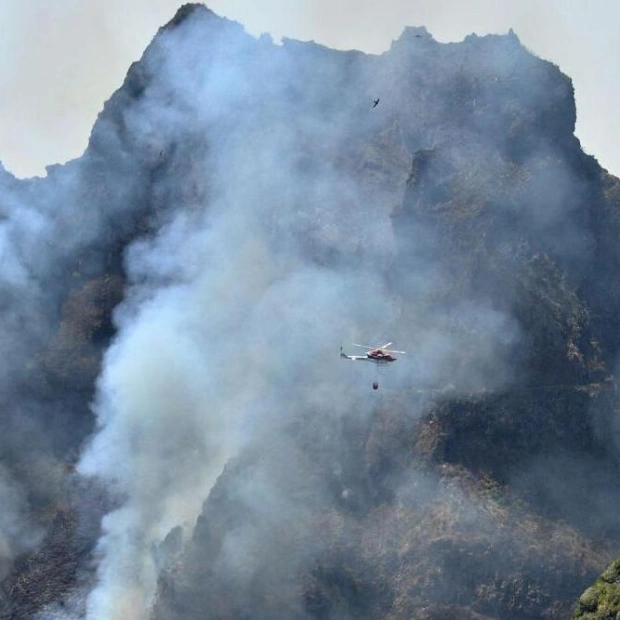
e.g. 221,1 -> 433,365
384,349 -> 406,355
379,342 -> 393,349
351,343 -> 375,349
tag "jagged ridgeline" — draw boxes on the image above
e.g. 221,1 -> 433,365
1,3 -> 620,619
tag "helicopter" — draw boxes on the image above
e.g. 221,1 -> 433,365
340,343 -> 405,390
340,342 -> 405,364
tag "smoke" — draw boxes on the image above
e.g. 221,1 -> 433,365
0,13 -> 174,582
0,2 -> 610,617
66,7 -> 545,619
0,162 -> 92,578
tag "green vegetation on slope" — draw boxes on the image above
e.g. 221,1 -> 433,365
574,559 -> 620,619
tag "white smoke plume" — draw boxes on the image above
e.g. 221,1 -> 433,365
71,7 -> 559,619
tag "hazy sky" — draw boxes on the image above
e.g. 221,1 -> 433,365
1,0 -> 619,178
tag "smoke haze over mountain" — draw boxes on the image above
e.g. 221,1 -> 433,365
1,4 -> 620,620
75,11 -> 524,616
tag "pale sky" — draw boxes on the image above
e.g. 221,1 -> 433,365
1,0 -> 618,178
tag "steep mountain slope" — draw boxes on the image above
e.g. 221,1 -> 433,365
1,4 -> 620,619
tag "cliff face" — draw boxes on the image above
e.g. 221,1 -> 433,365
1,4 -> 620,619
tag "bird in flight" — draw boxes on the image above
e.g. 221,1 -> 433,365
372,98 -> 380,108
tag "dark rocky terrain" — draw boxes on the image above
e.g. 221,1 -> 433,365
1,4 -> 620,619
